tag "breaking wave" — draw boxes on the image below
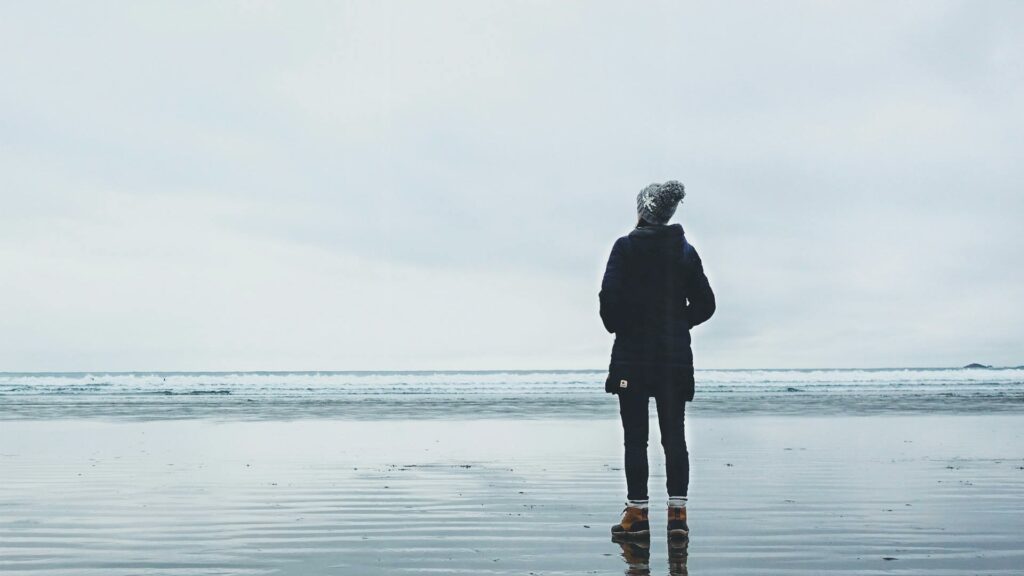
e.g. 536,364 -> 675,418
1,368 -> 1022,420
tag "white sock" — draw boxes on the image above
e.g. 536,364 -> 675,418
626,499 -> 649,509
668,496 -> 688,508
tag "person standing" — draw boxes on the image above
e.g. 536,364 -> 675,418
600,181 -> 716,542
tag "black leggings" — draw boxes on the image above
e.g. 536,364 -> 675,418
618,381 -> 689,501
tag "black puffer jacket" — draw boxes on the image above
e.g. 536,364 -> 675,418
600,223 -> 715,373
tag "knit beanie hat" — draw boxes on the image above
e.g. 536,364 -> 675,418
636,180 -> 686,225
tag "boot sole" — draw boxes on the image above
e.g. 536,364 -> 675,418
668,529 -> 689,540
611,530 -> 651,540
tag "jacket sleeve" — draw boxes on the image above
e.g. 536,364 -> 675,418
599,237 -> 629,334
683,244 -> 716,329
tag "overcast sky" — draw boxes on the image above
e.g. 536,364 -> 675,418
2,1 -> 1021,371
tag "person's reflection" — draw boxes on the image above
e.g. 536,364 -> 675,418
667,538 -> 689,575
612,537 -> 689,576
613,538 -> 650,575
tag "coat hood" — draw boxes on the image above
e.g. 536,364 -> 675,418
627,223 -> 686,256
628,223 -> 685,240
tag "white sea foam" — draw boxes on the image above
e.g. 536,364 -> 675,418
2,367 -> 1022,393
1,368 -> 1022,419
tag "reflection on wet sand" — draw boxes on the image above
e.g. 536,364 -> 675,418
3,416 -> 1023,574
614,537 -> 688,575
614,538 -> 651,575
668,538 -> 689,575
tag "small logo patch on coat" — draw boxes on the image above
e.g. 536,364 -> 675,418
619,379 -> 628,389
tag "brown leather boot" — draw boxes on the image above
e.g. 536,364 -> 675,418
611,506 -> 650,539
668,506 -> 689,540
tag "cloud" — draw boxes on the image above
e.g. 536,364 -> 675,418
1,0 -> 1021,369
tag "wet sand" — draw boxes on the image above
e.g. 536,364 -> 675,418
2,414 -> 1023,575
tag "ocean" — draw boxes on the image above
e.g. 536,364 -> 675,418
2,367 -> 1023,420
3,368 -> 1024,574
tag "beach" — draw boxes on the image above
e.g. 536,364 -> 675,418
5,2 -> 1022,573
3,411 -> 1023,575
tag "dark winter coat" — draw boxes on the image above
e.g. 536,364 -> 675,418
599,223 -> 715,398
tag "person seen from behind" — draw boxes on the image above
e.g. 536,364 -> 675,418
599,180 -> 716,543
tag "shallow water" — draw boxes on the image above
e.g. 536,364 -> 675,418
2,368 -> 1023,420
1,415 -> 1023,575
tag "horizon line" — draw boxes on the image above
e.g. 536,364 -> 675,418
1,364 -> 1018,375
